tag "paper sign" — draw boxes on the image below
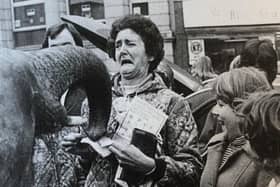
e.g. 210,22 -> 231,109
188,39 -> 205,65
115,97 -> 168,141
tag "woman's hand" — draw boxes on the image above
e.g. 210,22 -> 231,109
109,139 -> 155,174
61,115 -> 92,155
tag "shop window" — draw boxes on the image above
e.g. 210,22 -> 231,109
70,0 -> 104,19
132,2 -> 148,15
14,3 -> 45,29
14,28 -> 45,47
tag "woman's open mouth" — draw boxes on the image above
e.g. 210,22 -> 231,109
121,59 -> 133,65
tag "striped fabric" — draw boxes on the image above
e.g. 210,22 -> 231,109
220,136 -> 246,168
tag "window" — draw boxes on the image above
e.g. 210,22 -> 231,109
132,2 -> 148,15
14,28 -> 45,47
70,0 -> 104,19
14,3 -> 45,28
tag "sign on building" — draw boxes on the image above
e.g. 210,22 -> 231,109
188,39 -> 205,65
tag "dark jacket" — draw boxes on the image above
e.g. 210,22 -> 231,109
200,133 -> 272,187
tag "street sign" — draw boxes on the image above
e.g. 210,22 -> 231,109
188,39 -> 205,65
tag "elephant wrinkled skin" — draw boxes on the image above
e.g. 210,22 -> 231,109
0,46 -> 112,186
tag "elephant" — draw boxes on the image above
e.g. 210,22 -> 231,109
0,46 -> 112,186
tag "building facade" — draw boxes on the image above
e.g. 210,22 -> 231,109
3,0 -> 279,71
182,0 -> 280,73
10,0 -> 68,50
0,0 -> 176,63
0,0 -> 13,48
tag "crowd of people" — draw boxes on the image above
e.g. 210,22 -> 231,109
25,14 -> 280,187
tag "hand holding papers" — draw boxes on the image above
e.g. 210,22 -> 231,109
80,136 -> 113,158
114,97 -> 168,186
77,96 -> 168,186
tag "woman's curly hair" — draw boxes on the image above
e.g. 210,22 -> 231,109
107,14 -> 164,73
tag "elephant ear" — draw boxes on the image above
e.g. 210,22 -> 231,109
0,48 -> 36,186
28,46 -> 112,140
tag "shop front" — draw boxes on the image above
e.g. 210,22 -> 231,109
183,0 -> 280,73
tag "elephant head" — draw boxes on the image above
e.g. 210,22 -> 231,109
0,46 -> 112,186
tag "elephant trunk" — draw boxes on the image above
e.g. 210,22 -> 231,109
29,46 -> 112,140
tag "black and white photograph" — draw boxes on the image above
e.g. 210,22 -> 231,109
1,0 -> 280,186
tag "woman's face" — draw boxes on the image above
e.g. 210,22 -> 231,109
115,29 -> 153,83
212,100 -> 231,132
212,100 -> 242,140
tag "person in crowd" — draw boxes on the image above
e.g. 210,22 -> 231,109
239,39 -> 278,85
238,90 -> 280,187
191,55 -> 217,88
42,22 -> 83,48
33,22 -> 86,187
62,14 -> 203,187
198,38 -> 278,154
191,56 -> 217,82
200,67 -> 272,187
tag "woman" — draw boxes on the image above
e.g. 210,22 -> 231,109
191,55 -> 217,86
63,14 -> 202,187
239,90 -> 280,187
200,67 -> 272,187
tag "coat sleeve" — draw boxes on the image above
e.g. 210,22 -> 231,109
150,97 -> 204,187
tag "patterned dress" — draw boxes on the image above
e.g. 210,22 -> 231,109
33,127 -> 81,187
32,89 -> 86,187
83,73 -> 203,187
